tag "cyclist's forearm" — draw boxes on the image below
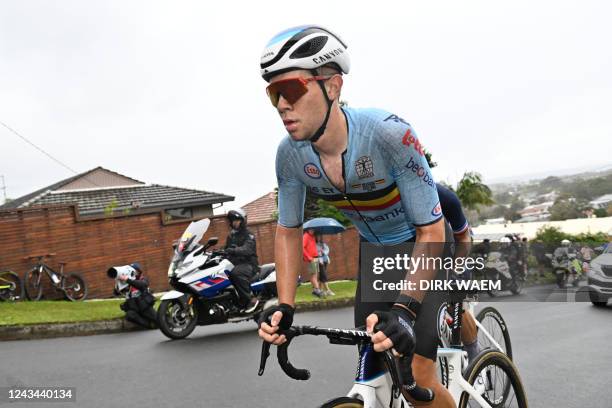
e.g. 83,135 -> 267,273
453,229 -> 472,259
274,224 -> 303,307
400,220 -> 445,303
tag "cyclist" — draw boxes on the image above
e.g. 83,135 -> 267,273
435,183 -> 481,362
257,26 -> 454,406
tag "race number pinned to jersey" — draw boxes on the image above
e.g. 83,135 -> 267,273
355,156 -> 374,179
304,163 -> 322,179
431,202 -> 442,217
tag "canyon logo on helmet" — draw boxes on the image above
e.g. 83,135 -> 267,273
260,25 -> 350,81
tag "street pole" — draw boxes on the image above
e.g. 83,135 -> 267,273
0,175 -> 6,204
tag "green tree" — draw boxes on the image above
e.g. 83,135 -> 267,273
549,198 -> 586,221
423,149 -> 437,169
315,199 -> 351,226
533,226 -> 571,244
456,172 -> 494,212
594,208 -> 607,218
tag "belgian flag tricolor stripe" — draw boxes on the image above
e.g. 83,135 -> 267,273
309,182 -> 401,211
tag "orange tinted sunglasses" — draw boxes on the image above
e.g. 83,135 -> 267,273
266,76 -> 331,107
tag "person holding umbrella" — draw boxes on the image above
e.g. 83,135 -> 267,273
316,233 -> 334,296
303,228 -> 324,298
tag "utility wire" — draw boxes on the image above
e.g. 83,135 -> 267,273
0,120 -> 104,189
1,120 -> 78,175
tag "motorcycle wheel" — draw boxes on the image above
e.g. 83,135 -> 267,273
555,271 -> 566,289
510,277 -> 523,295
158,298 -> 198,340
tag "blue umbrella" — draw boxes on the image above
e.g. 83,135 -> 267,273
303,217 -> 346,235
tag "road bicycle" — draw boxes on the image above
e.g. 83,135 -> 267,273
0,270 -> 23,301
258,297 -> 526,407
23,254 -> 88,301
438,300 -> 512,360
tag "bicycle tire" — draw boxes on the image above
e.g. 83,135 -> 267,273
320,397 -> 364,408
476,306 -> 513,360
24,268 -> 43,301
0,271 -> 24,301
458,350 -> 527,408
62,273 -> 88,301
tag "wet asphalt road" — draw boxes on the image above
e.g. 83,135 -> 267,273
1,300 -> 611,408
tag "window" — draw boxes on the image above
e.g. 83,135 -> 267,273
164,207 -> 194,222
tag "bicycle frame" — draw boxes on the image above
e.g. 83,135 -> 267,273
346,347 -> 493,408
346,300 -> 496,407
31,261 -> 63,288
439,301 -> 505,353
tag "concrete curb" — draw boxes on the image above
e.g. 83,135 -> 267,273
0,298 -> 355,341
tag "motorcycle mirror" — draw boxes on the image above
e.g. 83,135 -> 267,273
205,237 -> 219,249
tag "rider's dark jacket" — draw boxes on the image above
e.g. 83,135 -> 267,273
224,226 -> 259,269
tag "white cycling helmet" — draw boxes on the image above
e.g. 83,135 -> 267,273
260,25 -> 350,82
561,239 -> 571,246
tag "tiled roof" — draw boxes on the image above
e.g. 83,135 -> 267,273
0,166 -> 234,216
243,191 -> 277,224
0,167 -> 144,210
26,184 -> 233,216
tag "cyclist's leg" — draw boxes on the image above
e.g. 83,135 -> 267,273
411,280 -> 455,407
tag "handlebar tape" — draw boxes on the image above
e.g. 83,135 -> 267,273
277,337 -> 311,380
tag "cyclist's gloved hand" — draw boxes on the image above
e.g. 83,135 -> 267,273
367,305 -> 416,356
257,303 -> 295,345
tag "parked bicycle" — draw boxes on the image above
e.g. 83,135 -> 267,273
258,296 -> 526,408
0,270 -> 23,301
23,254 -> 88,301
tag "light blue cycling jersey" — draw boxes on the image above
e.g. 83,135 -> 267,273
276,107 -> 442,244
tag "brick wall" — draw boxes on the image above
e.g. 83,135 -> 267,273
0,206 -> 360,299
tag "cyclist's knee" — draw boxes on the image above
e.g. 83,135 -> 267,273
411,354 -> 437,386
412,355 -> 456,407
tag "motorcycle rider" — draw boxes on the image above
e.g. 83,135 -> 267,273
118,262 -> 157,329
225,209 -> 260,313
502,234 -> 521,278
553,239 -> 576,262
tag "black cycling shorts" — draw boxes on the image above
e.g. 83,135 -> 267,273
354,223 -> 453,361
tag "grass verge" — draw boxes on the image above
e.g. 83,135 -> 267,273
0,280 -> 357,326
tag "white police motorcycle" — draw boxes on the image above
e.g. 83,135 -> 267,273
158,218 -> 278,339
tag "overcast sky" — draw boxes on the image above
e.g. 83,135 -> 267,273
1,0 -> 611,211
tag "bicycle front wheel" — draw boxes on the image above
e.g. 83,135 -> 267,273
476,306 -> 513,360
24,268 -> 44,301
62,273 -> 88,301
320,397 -> 364,408
0,271 -> 23,301
458,350 -> 527,408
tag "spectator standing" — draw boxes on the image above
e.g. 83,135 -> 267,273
303,229 -> 324,298
316,233 -> 335,296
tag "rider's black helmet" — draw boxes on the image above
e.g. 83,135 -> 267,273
227,209 -> 247,229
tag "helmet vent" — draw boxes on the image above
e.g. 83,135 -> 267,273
290,36 -> 328,59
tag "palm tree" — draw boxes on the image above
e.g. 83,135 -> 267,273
456,172 -> 494,212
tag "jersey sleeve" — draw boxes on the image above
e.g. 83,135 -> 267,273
377,118 -> 442,227
276,140 -> 306,228
436,183 -> 469,234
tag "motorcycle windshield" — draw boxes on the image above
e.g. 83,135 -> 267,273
178,218 -> 211,253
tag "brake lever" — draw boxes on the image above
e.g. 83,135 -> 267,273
258,341 -> 271,376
